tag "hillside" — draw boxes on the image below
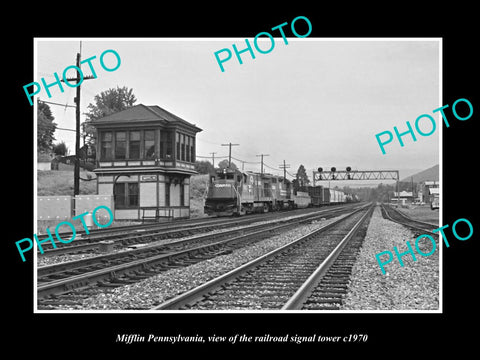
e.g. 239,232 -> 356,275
37,169 -> 97,196
400,164 -> 439,183
189,174 -> 209,218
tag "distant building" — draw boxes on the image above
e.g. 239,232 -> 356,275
393,191 -> 413,199
421,180 -> 439,204
91,104 -> 202,221
429,187 -> 439,209
392,190 -> 414,206
38,152 -> 54,171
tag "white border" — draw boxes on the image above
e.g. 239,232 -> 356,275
33,37 -> 443,314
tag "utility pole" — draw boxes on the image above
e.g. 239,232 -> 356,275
62,49 -> 94,196
221,142 -> 239,168
256,153 -> 269,174
74,53 -> 81,197
279,160 -> 290,180
210,152 -> 217,168
411,176 -> 415,200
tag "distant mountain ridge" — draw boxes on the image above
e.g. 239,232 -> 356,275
401,164 -> 439,183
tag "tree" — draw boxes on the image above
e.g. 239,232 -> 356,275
218,159 -> 238,170
295,164 -> 310,189
194,160 -> 215,174
37,101 -> 57,152
53,141 -> 68,156
82,86 -> 137,147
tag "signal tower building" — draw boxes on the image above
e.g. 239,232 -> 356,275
91,104 -> 202,221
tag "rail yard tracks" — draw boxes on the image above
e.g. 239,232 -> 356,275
380,203 -> 438,234
152,204 -> 374,311
38,205 -> 355,257
37,204 -> 365,307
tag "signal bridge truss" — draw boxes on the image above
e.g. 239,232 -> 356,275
312,169 -> 401,202
313,170 -> 399,184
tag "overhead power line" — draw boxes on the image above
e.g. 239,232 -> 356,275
39,99 -> 76,109
256,153 -> 269,174
279,160 -> 291,179
221,142 -> 240,168
231,156 -> 260,164
56,127 -> 77,132
196,154 -> 228,160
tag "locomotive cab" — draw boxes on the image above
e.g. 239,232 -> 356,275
204,168 -> 244,216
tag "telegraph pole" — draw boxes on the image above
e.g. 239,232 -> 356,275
62,50 -> 95,196
256,153 -> 269,174
74,53 -> 81,197
279,160 -> 290,179
221,142 -> 239,168
411,176 -> 415,200
210,152 -> 217,168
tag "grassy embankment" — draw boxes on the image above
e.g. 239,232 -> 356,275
37,165 -> 97,196
189,174 -> 209,218
396,205 -> 439,225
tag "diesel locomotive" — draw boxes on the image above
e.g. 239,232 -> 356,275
204,168 -> 311,216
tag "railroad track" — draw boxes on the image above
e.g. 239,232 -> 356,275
36,215 -> 216,246
37,214 -> 258,255
38,204 -> 358,257
37,205 -> 365,306
380,204 -> 437,234
152,204 -> 374,311
38,216 -> 256,257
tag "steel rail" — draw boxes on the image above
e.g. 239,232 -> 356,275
39,203 -> 361,256
37,216 -> 255,255
381,204 -> 437,234
37,205 -> 367,298
39,203 -> 354,242
388,205 -> 438,228
151,204 -> 372,310
38,205 -> 363,277
36,214 -> 222,240
281,205 -> 374,310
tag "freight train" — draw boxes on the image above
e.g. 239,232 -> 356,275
204,167 -> 358,216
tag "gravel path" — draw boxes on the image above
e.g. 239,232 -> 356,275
58,216 -> 343,310
341,206 -> 439,310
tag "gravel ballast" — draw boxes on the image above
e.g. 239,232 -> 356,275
37,213 -> 333,267
342,206 -> 439,310
60,215 -> 344,310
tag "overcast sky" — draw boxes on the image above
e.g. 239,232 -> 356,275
35,38 -> 440,185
